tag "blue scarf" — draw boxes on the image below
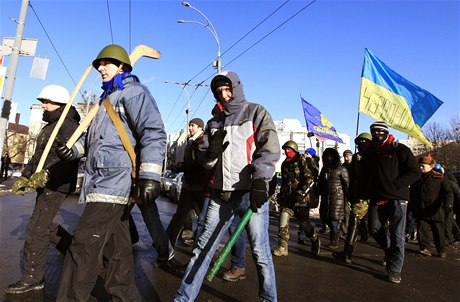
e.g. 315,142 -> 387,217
100,72 -> 138,99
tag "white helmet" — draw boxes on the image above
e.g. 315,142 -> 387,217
36,85 -> 70,104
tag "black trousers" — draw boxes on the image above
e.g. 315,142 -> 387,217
418,218 -> 446,254
22,188 -> 69,283
57,202 -> 140,301
166,189 -> 204,248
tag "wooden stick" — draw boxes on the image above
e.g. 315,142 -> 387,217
35,45 -> 161,171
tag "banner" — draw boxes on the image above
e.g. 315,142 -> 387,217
359,49 -> 443,148
301,97 -> 343,143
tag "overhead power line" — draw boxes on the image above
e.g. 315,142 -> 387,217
28,2 -> 77,87
223,0 -> 318,69
106,0 -> 114,43
167,0 -> 318,132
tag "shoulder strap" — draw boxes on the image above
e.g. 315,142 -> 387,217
104,98 -> 137,179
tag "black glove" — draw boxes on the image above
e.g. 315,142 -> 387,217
56,140 -> 74,161
132,179 -> 161,205
250,179 -> 268,213
207,129 -> 229,160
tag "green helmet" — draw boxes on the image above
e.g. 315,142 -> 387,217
354,132 -> 372,144
92,44 -> 132,71
282,140 -> 298,152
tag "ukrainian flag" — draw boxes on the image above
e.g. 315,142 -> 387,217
359,49 -> 443,148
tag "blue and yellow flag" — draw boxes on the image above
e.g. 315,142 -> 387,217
359,49 -> 443,148
301,97 -> 343,143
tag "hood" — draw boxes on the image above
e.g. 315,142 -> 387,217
322,147 -> 341,169
211,71 -> 247,115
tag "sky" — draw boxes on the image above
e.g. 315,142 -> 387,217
1,0 -> 459,143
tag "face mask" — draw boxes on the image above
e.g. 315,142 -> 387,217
357,142 -> 371,153
372,132 -> 388,145
285,149 -> 296,159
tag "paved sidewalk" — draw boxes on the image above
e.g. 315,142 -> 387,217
1,191 -> 459,301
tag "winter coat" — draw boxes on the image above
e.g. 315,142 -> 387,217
445,172 -> 460,213
347,152 -> 372,204
410,170 -> 453,222
278,153 -> 314,208
361,134 -> 420,203
318,148 -> 349,221
205,71 -> 280,191
177,130 -> 208,191
21,105 -> 80,194
73,75 -> 166,205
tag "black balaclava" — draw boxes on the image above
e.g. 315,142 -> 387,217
370,121 -> 389,145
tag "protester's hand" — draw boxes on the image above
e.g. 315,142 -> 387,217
352,199 -> 369,219
12,176 -> 29,196
132,179 -> 161,205
250,179 -> 268,213
56,140 -> 74,161
28,170 -> 50,190
207,130 -> 229,160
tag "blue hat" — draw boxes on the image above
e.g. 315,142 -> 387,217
434,163 -> 444,173
306,148 -> 316,157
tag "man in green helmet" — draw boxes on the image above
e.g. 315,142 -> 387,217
272,140 -> 320,257
56,44 -> 167,300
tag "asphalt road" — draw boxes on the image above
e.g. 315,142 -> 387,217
0,179 -> 459,302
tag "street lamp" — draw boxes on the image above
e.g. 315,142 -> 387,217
178,1 -> 221,73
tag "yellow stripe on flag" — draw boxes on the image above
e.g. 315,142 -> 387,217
359,78 -> 432,148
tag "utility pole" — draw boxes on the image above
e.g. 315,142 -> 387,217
0,0 -> 30,157
164,80 -> 208,130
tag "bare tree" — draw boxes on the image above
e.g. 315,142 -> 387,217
423,117 -> 460,171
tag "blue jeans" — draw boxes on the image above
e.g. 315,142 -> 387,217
175,192 -> 277,302
229,214 -> 246,270
368,200 -> 407,273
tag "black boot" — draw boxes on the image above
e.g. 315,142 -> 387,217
343,243 -> 354,264
332,243 -> 353,264
328,230 -> 339,249
4,279 -> 45,294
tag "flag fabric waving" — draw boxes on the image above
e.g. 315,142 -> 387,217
301,97 -> 343,143
359,48 -> 443,148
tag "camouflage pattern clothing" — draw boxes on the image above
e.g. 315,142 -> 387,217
274,153 -> 319,256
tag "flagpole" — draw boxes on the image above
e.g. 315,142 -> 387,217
354,112 -> 360,153
301,93 -> 314,149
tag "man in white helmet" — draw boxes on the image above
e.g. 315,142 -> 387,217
5,85 -> 80,295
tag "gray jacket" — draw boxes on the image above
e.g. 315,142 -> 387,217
205,71 -> 280,191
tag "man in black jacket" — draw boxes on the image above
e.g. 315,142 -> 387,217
5,85 -> 80,295
167,118 -> 207,250
362,121 -> 420,284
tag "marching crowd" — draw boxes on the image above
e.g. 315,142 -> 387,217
3,44 -> 459,301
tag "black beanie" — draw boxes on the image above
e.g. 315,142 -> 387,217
211,75 -> 232,94
189,118 -> 204,129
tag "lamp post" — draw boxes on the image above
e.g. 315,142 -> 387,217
178,1 -> 221,74
164,80 -> 208,129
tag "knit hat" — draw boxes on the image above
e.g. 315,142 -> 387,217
343,149 -> 353,156
305,148 -> 316,157
370,121 -> 389,133
418,155 -> 435,167
189,118 -> 204,129
211,74 -> 232,94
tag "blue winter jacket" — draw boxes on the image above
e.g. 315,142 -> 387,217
74,76 -> 166,205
